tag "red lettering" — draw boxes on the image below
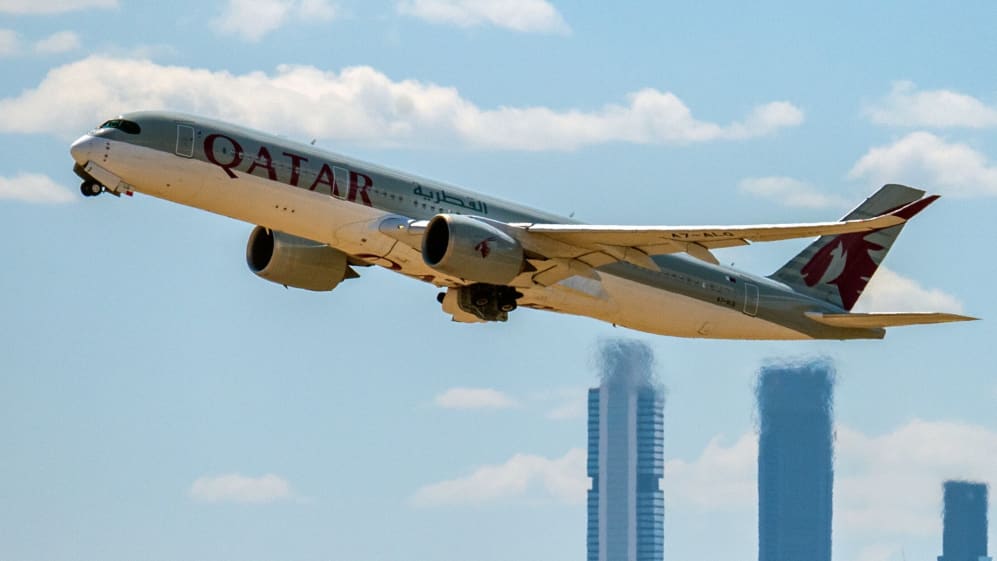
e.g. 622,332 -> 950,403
283,151 -> 308,187
246,146 -> 277,180
349,171 -> 373,206
204,133 -> 243,179
308,163 -> 336,194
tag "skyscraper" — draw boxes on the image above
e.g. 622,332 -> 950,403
939,480 -> 991,561
756,360 -> 835,561
587,339 -> 665,561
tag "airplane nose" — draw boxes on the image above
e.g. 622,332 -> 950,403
70,134 -> 98,165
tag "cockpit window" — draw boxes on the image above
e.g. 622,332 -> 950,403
98,119 -> 141,135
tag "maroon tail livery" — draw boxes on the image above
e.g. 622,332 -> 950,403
770,185 -> 935,311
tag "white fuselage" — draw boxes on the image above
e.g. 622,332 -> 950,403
71,128 -> 809,340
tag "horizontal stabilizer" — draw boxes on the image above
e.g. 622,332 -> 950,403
805,311 -> 978,329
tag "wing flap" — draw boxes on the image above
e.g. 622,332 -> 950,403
805,311 -> 978,329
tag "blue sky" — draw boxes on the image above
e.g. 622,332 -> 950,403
1,1 -> 996,560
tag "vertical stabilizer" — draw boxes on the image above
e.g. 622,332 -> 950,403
770,184 -> 928,310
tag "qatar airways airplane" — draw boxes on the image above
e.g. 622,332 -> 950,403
69,111 -> 975,340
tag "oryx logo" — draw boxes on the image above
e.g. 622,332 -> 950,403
475,237 -> 497,258
801,231 -> 885,310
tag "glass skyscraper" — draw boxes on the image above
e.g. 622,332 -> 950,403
587,340 -> 664,561
938,480 -> 991,561
756,360 -> 835,561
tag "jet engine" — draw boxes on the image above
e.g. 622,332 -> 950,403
246,226 -> 357,291
422,214 -> 524,284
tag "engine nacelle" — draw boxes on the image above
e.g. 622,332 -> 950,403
422,214 -> 524,284
246,226 -> 356,291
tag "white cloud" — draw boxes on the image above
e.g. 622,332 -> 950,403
434,387 -> 518,409
460,93 -> 803,150
0,0 -> 115,13
189,473 -> 293,504
0,56 -> 804,150
34,30 -> 80,54
411,448 -> 586,506
213,0 -> 336,42
664,432 -> 757,511
737,176 -> 848,209
0,29 -> 20,56
397,0 -> 569,34
849,132 -> 997,197
836,421 -> 997,538
0,172 -> 76,204
663,419 -> 997,542
866,81 -> 997,128
854,267 -> 965,314
0,29 -> 81,56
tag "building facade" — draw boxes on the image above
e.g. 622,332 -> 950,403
756,360 -> 835,561
587,341 -> 665,561
939,480 -> 991,561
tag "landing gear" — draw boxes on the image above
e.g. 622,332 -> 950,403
457,283 -> 523,322
80,181 -> 102,197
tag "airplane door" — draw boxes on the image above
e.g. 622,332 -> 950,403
743,283 -> 759,316
175,124 -> 195,158
152,122 -> 202,202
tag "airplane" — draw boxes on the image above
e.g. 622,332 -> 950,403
68,111 -> 976,340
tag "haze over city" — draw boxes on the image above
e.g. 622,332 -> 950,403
1,1 -> 995,561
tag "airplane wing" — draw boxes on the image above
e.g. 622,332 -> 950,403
505,195 -> 937,278
384,190 -> 938,288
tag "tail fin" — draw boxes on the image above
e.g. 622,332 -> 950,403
769,184 -> 935,311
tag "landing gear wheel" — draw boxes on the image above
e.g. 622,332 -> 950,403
457,284 -> 523,321
80,181 -> 102,197
498,288 -> 521,313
